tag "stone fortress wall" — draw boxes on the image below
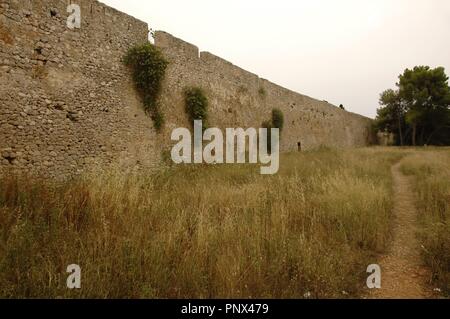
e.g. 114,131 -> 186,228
0,0 -> 157,178
155,31 -> 374,152
0,0 -> 374,178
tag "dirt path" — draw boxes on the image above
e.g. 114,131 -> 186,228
369,161 -> 434,299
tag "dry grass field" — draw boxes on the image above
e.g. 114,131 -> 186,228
0,147 -> 448,298
401,149 -> 450,296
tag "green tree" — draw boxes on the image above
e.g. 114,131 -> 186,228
375,66 -> 450,146
398,66 -> 450,145
376,89 -> 406,146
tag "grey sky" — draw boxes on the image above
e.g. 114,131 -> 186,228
102,0 -> 450,118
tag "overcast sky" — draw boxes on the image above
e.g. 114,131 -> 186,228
102,0 -> 450,118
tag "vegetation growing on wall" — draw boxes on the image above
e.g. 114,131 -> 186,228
124,43 -> 169,131
184,87 -> 209,129
271,108 -> 285,132
261,108 -> 285,153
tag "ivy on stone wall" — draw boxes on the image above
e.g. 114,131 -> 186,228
184,87 -> 209,129
124,43 -> 169,131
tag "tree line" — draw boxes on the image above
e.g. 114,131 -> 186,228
375,66 -> 450,146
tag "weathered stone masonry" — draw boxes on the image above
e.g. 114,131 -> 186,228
0,0 -> 373,178
0,0 -> 156,178
155,31 -> 374,152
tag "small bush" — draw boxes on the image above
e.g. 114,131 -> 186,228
261,109 -> 284,153
184,87 -> 209,128
124,43 -> 169,131
272,108 -> 284,131
151,109 -> 165,132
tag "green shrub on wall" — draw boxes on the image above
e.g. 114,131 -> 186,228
124,43 -> 169,131
184,87 -> 209,128
261,109 -> 285,153
271,108 -> 285,132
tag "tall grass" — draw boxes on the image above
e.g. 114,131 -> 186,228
401,149 -> 450,296
0,148 -> 403,298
